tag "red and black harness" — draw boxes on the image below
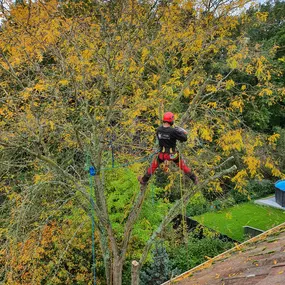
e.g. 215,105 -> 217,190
147,146 -> 191,176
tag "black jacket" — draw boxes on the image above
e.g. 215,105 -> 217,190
156,125 -> 187,152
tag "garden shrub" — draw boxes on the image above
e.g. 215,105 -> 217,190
186,192 -> 210,216
231,188 -> 250,203
247,179 -> 275,199
168,234 -> 234,274
230,179 -> 274,204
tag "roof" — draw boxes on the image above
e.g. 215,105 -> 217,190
162,222 -> 285,285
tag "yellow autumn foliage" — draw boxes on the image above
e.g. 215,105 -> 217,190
242,156 -> 261,177
268,133 -> 280,145
232,169 -> 248,192
218,130 -> 243,153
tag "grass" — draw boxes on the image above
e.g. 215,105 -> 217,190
193,202 -> 285,242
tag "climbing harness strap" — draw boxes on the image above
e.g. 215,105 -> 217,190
161,146 -> 174,153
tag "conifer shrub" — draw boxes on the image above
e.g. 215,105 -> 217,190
140,242 -> 178,285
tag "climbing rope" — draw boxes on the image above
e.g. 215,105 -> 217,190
86,154 -> 97,285
177,148 -> 192,267
179,152 -> 187,242
150,159 -> 155,205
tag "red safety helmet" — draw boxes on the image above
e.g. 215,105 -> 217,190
163,112 -> 174,123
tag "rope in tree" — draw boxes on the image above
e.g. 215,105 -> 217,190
179,152 -> 187,243
86,154 -> 97,285
150,164 -> 155,205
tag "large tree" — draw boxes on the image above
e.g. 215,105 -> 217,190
0,0 -> 284,284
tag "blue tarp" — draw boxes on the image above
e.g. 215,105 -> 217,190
275,180 -> 285,191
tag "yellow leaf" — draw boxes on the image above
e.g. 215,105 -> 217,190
246,64 -> 254,74
34,82 -> 47,92
50,121 -> 55,130
199,127 -> 213,142
227,58 -> 238,69
207,102 -> 217,108
256,11 -> 268,22
268,133 -> 280,145
22,91 -> 30,100
82,49 -> 93,59
34,174 -> 42,184
232,170 -> 248,192
206,85 -> 217,93
225,212 -> 232,219
129,59 -> 137,72
230,99 -> 244,112
184,2 -> 193,10
59,79 -> 69,86
141,47 -> 149,62
225,79 -> 235,90
183,87 -> 190,97
258,88 -> 273,97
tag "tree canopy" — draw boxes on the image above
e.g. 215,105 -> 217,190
0,0 -> 284,284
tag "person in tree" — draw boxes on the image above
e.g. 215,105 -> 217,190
138,112 -> 198,185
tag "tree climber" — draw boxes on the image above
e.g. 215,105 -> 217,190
138,112 -> 198,185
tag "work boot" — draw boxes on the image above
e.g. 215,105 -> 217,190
138,173 -> 151,186
138,176 -> 147,185
186,172 -> 198,185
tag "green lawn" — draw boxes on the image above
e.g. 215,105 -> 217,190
193,202 -> 285,242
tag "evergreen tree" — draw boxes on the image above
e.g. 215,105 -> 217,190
140,242 -> 175,285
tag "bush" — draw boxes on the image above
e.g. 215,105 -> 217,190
230,188 -> 250,203
230,179 -> 274,204
186,192 -> 210,216
187,192 -> 238,216
247,179 -> 275,199
168,234 -> 234,274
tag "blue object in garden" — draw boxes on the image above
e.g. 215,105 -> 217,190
89,166 -> 96,176
275,180 -> 285,207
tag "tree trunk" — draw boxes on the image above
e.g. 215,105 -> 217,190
131,260 -> 140,285
98,226 -> 111,285
112,257 -> 123,285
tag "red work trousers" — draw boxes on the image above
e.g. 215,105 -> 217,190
147,152 -> 191,175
